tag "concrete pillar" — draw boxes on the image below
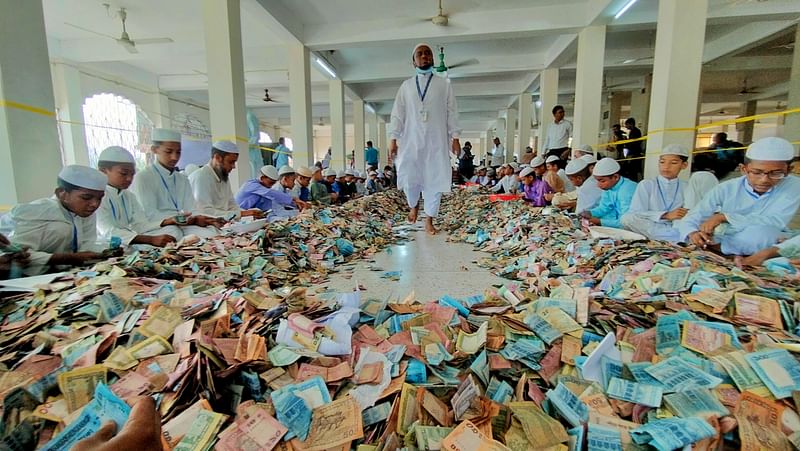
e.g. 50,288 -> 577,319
202,0 -> 249,186
329,79 -> 345,169
377,120 -> 388,168
0,0 -> 62,205
495,118 -> 506,163
518,93 -> 533,151
539,69 -> 559,151
504,109 -> 517,162
609,92 -> 625,131
785,24 -> 800,154
629,74 -> 653,134
154,92 -> 171,128
478,136 -> 486,164
645,0 -> 708,179
738,100 -> 757,145
573,25 -> 606,148
288,44 -> 314,167
52,62 -> 89,166
483,129 -> 492,165
352,98 -> 365,171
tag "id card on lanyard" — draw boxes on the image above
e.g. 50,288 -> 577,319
416,73 -> 433,122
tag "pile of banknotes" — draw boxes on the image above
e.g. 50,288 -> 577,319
1,187 -> 800,451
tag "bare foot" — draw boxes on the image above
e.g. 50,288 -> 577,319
408,206 -> 419,223
425,217 -> 437,235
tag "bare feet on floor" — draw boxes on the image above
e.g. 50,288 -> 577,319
408,206 -> 419,223
425,217 -> 437,235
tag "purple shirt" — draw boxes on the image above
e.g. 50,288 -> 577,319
235,179 -> 295,211
523,178 -> 554,207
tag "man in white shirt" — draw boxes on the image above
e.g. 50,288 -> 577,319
188,140 -> 243,220
96,146 -> 179,247
130,128 -> 222,239
543,105 -> 573,159
490,137 -> 506,168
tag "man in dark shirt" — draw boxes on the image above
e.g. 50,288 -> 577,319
621,117 -> 643,181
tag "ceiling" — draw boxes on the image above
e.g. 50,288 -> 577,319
41,0 -> 800,135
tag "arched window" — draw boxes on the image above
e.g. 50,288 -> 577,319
82,93 -> 153,169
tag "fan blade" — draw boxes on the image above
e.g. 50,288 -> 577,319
134,38 -> 174,45
64,22 -> 117,40
118,39 -> 138,54
447,58 -> 479,70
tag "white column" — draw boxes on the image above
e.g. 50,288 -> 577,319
539,68 -> 559,152
153,92 -> 171,128
629,75 -> 653,134
738,100 -> 757,144
378,120 -> 388,168
51,62 -> 89,166
288,44 -> 314,167
645,0 -> 708,179
504,109 -> 517,162
352,98 -> 365,171
573,25 -> 606,148
518,93 -> 533,152
202,0 -> 249,186
483,129 -> 492,165
328,79 -> 346,169
0,0 -> 62,205
786,24 -> 800,154
367,111 -> 378,144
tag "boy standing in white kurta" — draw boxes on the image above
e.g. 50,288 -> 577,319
130,128 -> 222,239
96,146 -> 179,247
389,43 -> 461,235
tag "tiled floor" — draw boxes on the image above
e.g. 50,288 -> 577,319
324,229 -> 507,302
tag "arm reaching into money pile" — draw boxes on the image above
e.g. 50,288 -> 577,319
72,397 -> 163,451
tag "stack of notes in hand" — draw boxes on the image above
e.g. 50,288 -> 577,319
1,188 -> 800,451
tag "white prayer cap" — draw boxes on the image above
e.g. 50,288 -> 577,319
509,162 -> 519,171
580,154 -> 597,165
184,164 -> 200,176
530,156 -> 545,168
212,140 -> 239,154
278,165 -> 295,176
661,143 -> 689,158
745,137 -> 794,161
576,144 -> 594,155
545,155 -> 560,164
323,168 -> 337,177
260,165 -> 279,180
369,170 -> 378,176
565,159 -> 589,176
337,170 -> 346,178
593,157 -> 621,177
519,167 -> 535,178
477,166 -> 486,171
152,128 -> 181,143
412,42 -> 432,58
59,165 -> 107,191
98,146 -> 135,164
345,168 -> 355,176
296,166 -> 313,178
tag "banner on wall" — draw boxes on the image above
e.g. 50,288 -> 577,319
177,138 -> 211,170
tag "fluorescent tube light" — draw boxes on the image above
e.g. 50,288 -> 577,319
315,57 -> 337,78
614,0 -> 639,19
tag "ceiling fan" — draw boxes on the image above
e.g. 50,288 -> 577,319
65,7 -> 172,54
738,78 -> 761,95
426,0 -> 450,26
262,89 -> 280,103
435,46 -> 479,73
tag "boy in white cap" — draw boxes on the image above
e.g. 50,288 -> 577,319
188,140 -> 242,220
96,146 -> 179,247
389,42 -> 461,234
621,144 -> 694,241
492,164 -> 519,194
544,156 -> 566,194
235,165 -> 306,220
518,158 -> 554,207
366,171 -> 382,195
9,165 -> 110,275
580,157 -> 638,228
291,166 -> 313,202
274,165 -> 296,195
561,157 -> 603,214
311,167 -> 337,205
679,137 -> 800,255
355,171 -> 367,196
131,128 -> 221,239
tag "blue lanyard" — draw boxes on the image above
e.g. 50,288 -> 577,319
416,73 -> 434,103
68,214 -> 78,252
109,193 -> 130,223
656,178 -> 680,212
155,166 -> 180,210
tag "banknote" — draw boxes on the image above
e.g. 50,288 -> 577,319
600,357 -> 623,391
744,348 -> 800,399
539,306 -> 582,335
362,401 -> 392,427
630,417 -> 716,451
606,377 -> 663,408
587,423 -> 623,451
644,357 -> 722,392
469,350 -> 489,386
733,292 -> 782,329
710,350 -> 771,396
734,392 -> 792,451
524,313 -> 562,344
414,425 -> 454,451
455,322 -> 487,354
102,346 -> 137,371
451,375 -> 480,421
173,409 -> 227,451
397,383 -> 419,435
96,292 -> 126,322
680,321 -> 731,355
139,305 -> 182,338
129,335 -> 173,360
546,382 -> 589,427
57,364 -> 107,412
296,395 -> 364,451
40,383 -> 130,451
487,377 -> 513,404
626,362 -> 666,388
534,297 -> 577,317
655,310 -> 696,354
508,401 -> 568,448
417,387 -> 452,426
161,399 -> 213,448
663,388 -> 729,418
271,376 -> 331,440
441,420 -> 511,451
215,407 -> 287,451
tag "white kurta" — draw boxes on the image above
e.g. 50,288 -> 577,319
389,73 -> 461,196
678,175 -> 800,255
97,186 -> 171,245
575,177 -> 603,214
621,176 -> 686,242
491,145 -> 505,166
188,164 -> 240,218
131,163 -> 197,223
492,175 -> 519,194
10,197 -> 102,275
558,169 -> 575,193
